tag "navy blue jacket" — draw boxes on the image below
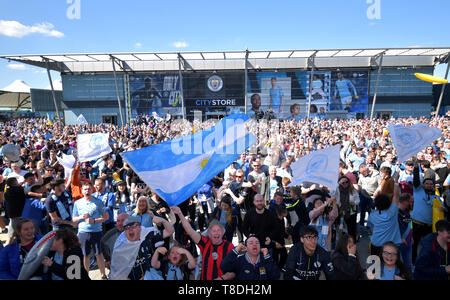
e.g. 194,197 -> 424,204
414,233 -> 449,280
284,241 -> 334,280
220,248 -> 280,280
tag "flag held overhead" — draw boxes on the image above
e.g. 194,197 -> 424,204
388,122 -> 442,163
289,145 -> 341,191
121,114 -> 257,207
77,132 -> 112,163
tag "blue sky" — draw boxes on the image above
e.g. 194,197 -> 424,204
0,0 -> 449,89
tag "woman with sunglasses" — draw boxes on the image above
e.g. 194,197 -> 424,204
335,176 -> 360,241
210,195 -> 238,242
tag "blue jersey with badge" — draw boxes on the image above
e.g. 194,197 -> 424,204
73,197 -> 106,233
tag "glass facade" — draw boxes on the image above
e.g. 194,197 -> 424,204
369,68 -> 433,96
57,67 -> 436,122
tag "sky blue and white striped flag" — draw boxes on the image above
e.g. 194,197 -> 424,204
77,132 -> 112,163
121,113 -> 257,207
77,114 -> 88,125
388,122 -> 442,163
289,145 -> 341,191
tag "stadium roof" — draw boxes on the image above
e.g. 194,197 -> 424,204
1,47 -> 449,73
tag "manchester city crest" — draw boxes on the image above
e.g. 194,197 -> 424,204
207,75 -> 223,92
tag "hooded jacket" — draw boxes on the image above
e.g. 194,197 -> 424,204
414,233 -> 449,280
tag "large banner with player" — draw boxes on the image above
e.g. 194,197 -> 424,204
246,70 -> 368,119
329,70 -> 369,116
128,74 -> 182,118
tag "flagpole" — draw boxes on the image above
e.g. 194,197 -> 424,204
44,59 -> 63,126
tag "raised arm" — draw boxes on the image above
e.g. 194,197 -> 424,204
413,163 -> 421,188
150,211 -> 174,239
171,206 -> 201,244
151,247 -> 167,270
392,183 -> 400,206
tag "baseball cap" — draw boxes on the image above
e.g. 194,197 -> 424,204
445,139 -> 450,143
123,216 -> 141,228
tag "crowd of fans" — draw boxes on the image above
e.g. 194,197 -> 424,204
0,112 -> 449,280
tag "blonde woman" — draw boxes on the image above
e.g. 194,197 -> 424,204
131,196 -> 153,228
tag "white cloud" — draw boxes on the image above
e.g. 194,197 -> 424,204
7,64 -> 28,70
135,42 -> 142,48
173,41 -> 188,48
0,20 -> 64,38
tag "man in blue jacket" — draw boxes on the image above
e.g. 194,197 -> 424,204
21,185 -> 47,235
411,162 -> 439,263
414,220 -> 450,280
220,235 -> 280,280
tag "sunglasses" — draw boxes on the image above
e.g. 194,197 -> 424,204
236,175 -> 244,178
124,223 -> 139,230
341,181 -> 349,184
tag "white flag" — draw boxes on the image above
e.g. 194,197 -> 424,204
57,153 -> 76,179
77,114 -> 88,125
388,122 -> 442,163
289,145 -> 341,191
77,133 -> 112,163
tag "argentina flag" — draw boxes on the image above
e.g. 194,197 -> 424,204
388,122 -> 442,163
121,114 -> 257,207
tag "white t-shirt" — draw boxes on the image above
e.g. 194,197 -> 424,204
7,170 -> 27,184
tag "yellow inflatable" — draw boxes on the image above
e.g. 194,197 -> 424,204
414,73 -> 448,84
383,129 -> 389,137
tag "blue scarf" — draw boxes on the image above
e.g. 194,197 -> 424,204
166,263 -> 183,280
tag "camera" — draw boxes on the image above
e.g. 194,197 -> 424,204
323,204 -> 333,216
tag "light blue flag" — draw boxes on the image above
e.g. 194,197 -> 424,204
289,145 -> 341,191
77,132 -> 112,163
388,122 -> 442,163
121,114 -> 257,207
77,114 -> 88,125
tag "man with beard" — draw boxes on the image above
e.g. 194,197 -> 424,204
411,161 -> 441,263
242,194 -> 278,250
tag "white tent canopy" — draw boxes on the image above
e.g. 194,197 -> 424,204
0,80 -> 32,109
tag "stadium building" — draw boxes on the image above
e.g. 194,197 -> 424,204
1,47 -> 449,125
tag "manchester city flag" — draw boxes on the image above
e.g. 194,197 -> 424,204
388,122 -> 442,163
121,114 -> 258,207
289,145 -> 341,191
77,133 -> 112,163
